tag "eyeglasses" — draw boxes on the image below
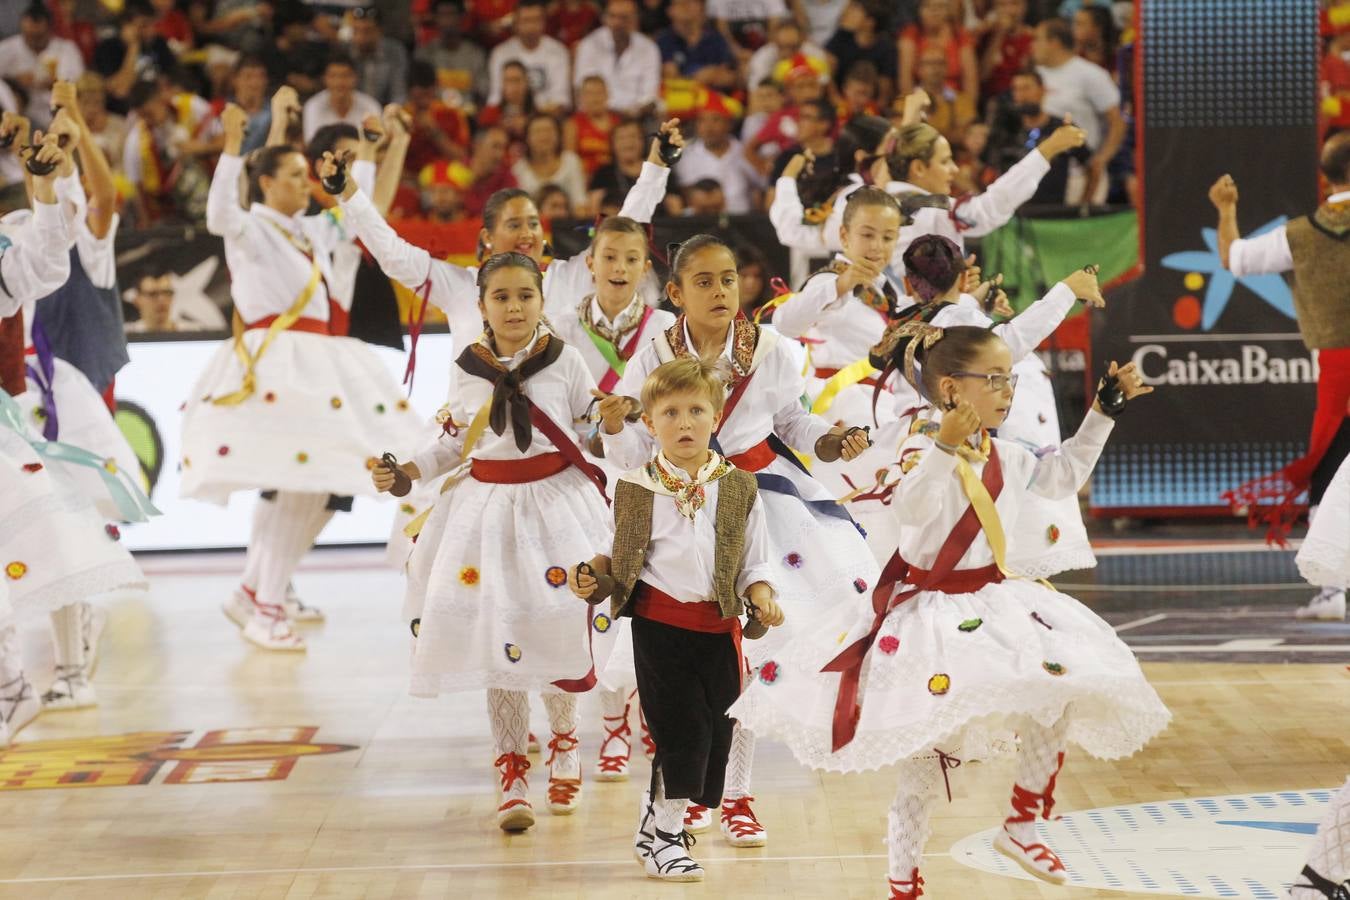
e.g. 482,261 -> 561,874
951,371 -> 1018,391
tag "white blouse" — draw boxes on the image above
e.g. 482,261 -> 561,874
0,202 -> 72,318
774,253 -> 892,371
547,294 -> 677,385
891,409 -> 1114,571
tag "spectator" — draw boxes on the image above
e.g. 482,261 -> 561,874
573,0 -> 662,119
564,75 -> 620,176
48,0 -> 99,67
124,273 -> 178,333
656,0 -> 739,92
824,2 -> 896,106
463,124 -> 518,216
228,54 -> 271,153
511,113 -> 589,213
204,45 -> 241,105
735,241 -> 772,316
839,58 -> 882,119
680,91 -> 764,214
768,95 -> 836,181
1073,4 -> 1117,71
899,0 -> 978,101
588,116 -> 682,216
349,6 -> 409,106
1032,16 -> 1123,203
404,60 -> 471,175
184,0 -> 269,54
986,67 -> 1089,205
979,0 -> 1034,99
463,0 -> 519,48
93,1 -> 178,109
267,4 -> 328,92
684,177 -> 726,215
549,0 -> 601,48
916,44 -> 976,143
478,60 -> 535,146
75,72 -> 128,179
0,2 -> 85,127
707,0 -> 788,58
747,55 -> 828,172
637,0 -> 670,33
748,18 -> 827,95
952,119 -> 995,195
415,0 -> 490,105
302,51 -> 382,143
415,161 -> 474,222
487,0 -> 572,114
535,182 -> 574,221
121,79 -> 211,224
151,0 -> 194,53
740,78 -> 783,147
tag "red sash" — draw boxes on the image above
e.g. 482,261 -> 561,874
726,438 -> 776,472
597,306 -> 655,393
823,444 -> 1004,752
0,311 -> 23,396
632,581 -> 744,678
470,452 -> 569,482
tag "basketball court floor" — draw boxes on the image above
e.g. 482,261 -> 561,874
1,528 -> 1345,899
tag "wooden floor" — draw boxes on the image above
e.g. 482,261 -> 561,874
0,550 -> 1346,900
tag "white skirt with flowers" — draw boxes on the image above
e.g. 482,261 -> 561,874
729,576 -> 1170,773
404,464 -> 615,697
1298,453 -> 1350,589
179,330 -> 422,505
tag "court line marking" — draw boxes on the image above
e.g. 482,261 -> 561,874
1114,613 -> 1168,632
0,853 -> 931,885
1093,541 -> 1299,556
1061,583 -> 1304,592
1129,644 -> 1348,653
1127,332 -> 1303,342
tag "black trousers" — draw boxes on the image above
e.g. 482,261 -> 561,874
632,615 -> 741,809
1311,418 -> 1350,505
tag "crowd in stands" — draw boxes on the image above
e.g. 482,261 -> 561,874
0,0 -> 1139,230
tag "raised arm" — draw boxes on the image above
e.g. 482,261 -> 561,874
0,144 -> 72,314
53,84 -> 117,239
1027,408 -> 1114,499
769,153 -> 836,251
206,105 -> 251,239
772,271 -> 838,338
1208,174 -> 1292,275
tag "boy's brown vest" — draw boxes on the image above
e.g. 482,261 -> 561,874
608,468 -> 759,621
1284,202 -> 1350,350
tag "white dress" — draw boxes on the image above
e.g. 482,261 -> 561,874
728,410 -> 1171,773
1297,454 -> 1350,589
403,333 -> 614,697
179,154 -> 421,505
601,319 -> 880,672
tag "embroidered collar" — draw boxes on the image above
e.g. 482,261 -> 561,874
665,315 -> 757,379
580,292 -> 646,344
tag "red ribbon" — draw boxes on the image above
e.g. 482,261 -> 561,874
402,272 -> 434,392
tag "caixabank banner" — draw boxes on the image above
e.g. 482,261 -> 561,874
1091,0 -> 1321,514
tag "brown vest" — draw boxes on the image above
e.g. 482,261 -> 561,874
1284,203 -> 1350,350
608,468 -> 759,621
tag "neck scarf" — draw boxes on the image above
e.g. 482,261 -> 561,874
454,329 -> 564,451
636,450 -> 734,520
664,315 -> 758,380
579,291 -> 645,344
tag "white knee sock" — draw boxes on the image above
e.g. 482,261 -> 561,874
887,757 -> 942,881
49,604 -> 86,673
1005,716 -> 1069,843
651,768 -> 688,834
542,691 -> 580,778
1293,777 -> 1350,899
254,492 -> 329,614
239,495 -> 272,591
486,688 -> 530,757
723,719 -> 755,800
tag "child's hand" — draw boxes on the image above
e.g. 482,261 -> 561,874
648,118 -> 685,166
1061,265 -> 1105,308
591,389 -> 636,434
753,595 -> 785,627
318,149 -> 358,199
1093,360 -> 1152,417
900,88 -> 931,126
837,256 -> 885,297
372,460 -> 418,493
570,564 -> 597,600
936,400 -> 981,449
1209,174 -> 1238,211
960,253 -> 981,294
782,149 -> 814,181
838,425 -> 872,461
1037,116 -> 1087,160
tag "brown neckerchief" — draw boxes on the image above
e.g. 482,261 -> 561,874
454,331 -> 566,451
0,310 -> 23,396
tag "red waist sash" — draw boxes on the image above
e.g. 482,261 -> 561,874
632,581 -> 740,634
726,438 -> 776,472
471,451 -> 570,483
904,563 -> 1003,595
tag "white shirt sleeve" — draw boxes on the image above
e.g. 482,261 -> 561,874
773,271 -> 840,339
951,149 -> 1051,238
1027,407 -> 1114,499
768,177 -> 831,251
0,201 -> 71,315
206,153 -> 250,239
410,420 -> 468,481
989,282 -> 1077,361
339,187 -> 479,329
892,432 -> 959,527
1228,226 -> 1293,277
599,345 -> 659,470
766,343 -> 833,451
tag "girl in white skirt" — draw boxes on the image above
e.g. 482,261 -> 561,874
372,253 -> 612,833
597,234 -> 876,846
729,324 -> 1171,896
181,103 -> 420,651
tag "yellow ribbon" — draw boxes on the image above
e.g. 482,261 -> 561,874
810,357 -> 878,416
211,258 -> 321,406
950,439 -> 1055,590
753,291 -> 795,324
400,398 -> 495,539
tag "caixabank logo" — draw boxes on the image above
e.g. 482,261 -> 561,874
953,789 -> 1332,897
